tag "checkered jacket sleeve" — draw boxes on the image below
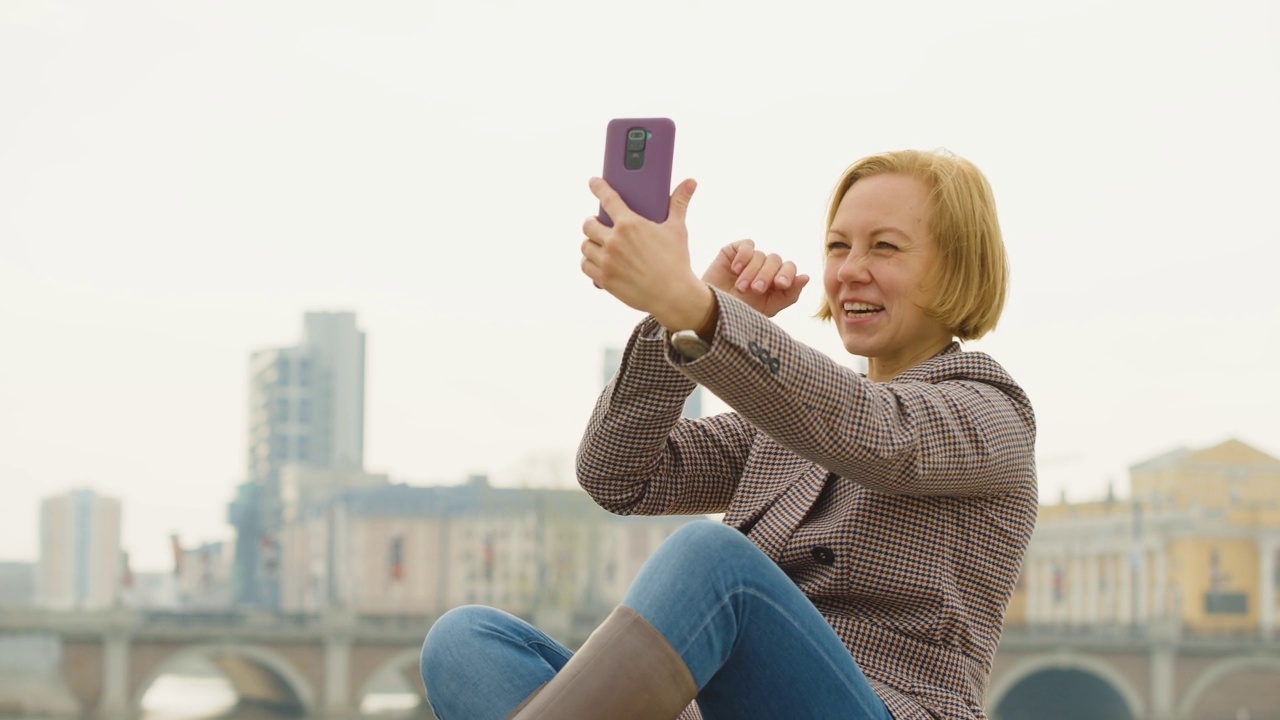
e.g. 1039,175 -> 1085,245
576,315 -> 757,516
671,289 -> 1035,497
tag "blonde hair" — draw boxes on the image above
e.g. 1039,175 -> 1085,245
816,149 -> 1008,341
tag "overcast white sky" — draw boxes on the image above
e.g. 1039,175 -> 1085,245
2,0 -> 1277,571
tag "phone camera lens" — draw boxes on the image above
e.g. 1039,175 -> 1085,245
626,127 -> 647,152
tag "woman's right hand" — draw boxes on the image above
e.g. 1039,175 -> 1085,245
701,240 -> 810,318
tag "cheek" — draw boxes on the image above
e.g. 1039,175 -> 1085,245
823,257 -> 842,289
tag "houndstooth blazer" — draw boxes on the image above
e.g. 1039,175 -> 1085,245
576,289 -> 1038,720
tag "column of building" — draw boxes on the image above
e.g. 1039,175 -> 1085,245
1261,536 -> 1277,640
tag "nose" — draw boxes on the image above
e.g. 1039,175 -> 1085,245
836,249 -> 871,284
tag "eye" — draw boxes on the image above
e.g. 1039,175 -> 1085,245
873,240 -> 898,251
826,240 -> 850,252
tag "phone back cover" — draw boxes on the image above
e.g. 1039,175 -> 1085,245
600,117 -> 676,226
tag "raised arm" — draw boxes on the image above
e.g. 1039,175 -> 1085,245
576,317 -> 757,516
578,174 -> 1032,497
673,289 -> 1036,497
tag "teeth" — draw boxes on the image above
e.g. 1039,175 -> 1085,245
843,302 -> 882,313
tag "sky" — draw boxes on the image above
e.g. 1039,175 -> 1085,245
1,0 -> 1277,571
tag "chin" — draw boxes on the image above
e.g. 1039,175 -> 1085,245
840,337 -> 874,357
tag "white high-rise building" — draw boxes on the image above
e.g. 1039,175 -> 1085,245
36,489 -> 122,610
247,311 -> 367,491
233,311 -> 367,606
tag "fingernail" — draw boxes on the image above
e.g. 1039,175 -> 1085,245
753,280 -> 766,292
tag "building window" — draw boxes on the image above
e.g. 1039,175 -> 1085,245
296,436 -> 309,462
277,357 -> 290,386
299,359 -> 311,387
298,398 -> 311,424
274,435 -> 288,460
277,398 -> 289,423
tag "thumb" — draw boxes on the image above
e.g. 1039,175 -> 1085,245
788,274 -> 812,298
666,178 -> 697,225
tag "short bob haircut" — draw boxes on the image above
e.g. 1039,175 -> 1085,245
816,149 -> 1008,341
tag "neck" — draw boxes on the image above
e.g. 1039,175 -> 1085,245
866,336 -> 953,382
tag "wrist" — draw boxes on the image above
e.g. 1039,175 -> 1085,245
657,282 -> 717,339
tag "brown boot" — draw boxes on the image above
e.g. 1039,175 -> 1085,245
505,605 -> 697,720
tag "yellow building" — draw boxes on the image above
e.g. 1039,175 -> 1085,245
1007,439 -> 1280,638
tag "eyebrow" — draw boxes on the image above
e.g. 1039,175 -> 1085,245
870,226 -> 912,241
826,226 -> 913,241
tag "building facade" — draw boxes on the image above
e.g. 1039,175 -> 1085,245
229,311 -> 368,607
278,475 -> 700,633
1006,439 -> 1280,638
36,489 -> 123,611
171,539 -> 234,609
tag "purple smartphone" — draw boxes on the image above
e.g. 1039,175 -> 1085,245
599,118 -> 676,226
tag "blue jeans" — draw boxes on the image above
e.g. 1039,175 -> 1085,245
420,520 -> 892,720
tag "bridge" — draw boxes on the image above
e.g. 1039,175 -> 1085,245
992,623 -> 1278,719
1,610 -> 1277,719
0,608 -> 459,719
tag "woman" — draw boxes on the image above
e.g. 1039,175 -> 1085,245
421,150 -> 1037,720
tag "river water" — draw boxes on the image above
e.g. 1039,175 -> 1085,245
4,674 -> 428,720
137,673 -> 426,720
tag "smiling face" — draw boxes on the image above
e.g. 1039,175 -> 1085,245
823,173 -> 954,380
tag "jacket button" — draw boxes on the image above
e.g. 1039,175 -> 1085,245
812,546 -> 835,566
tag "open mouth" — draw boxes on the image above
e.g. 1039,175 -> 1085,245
843,302 -> 884,317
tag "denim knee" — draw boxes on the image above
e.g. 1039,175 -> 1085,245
420,605 -> 504,700
665,519 -> 758,564
633,520 -> 763,592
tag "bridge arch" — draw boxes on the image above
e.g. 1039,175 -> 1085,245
130,642 -> 317,715
987,652 -> 1144,720
1176,654 -> 1280,720
356,647 -> 426,708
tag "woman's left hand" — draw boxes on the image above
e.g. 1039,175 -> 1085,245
581,177 -> 713,331
701,239 -> 810,319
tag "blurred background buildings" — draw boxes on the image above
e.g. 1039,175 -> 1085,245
1007,438 -> 1280,638
4,310 -> 1276,719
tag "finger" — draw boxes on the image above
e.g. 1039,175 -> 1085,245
730,239 -> 756,273
581,255 -> 603,286
717,239 -> 743,265
770,274 -> 810,312
583,215 -> 610,244
589,177 -> 634,226
666,178 -> 697,225
774,260 -> 798,289
736,251 -> 768,293
752,253 -> 784,293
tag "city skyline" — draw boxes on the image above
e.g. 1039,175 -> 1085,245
2,0 -> 1278,571
3,437 -> 1275,718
